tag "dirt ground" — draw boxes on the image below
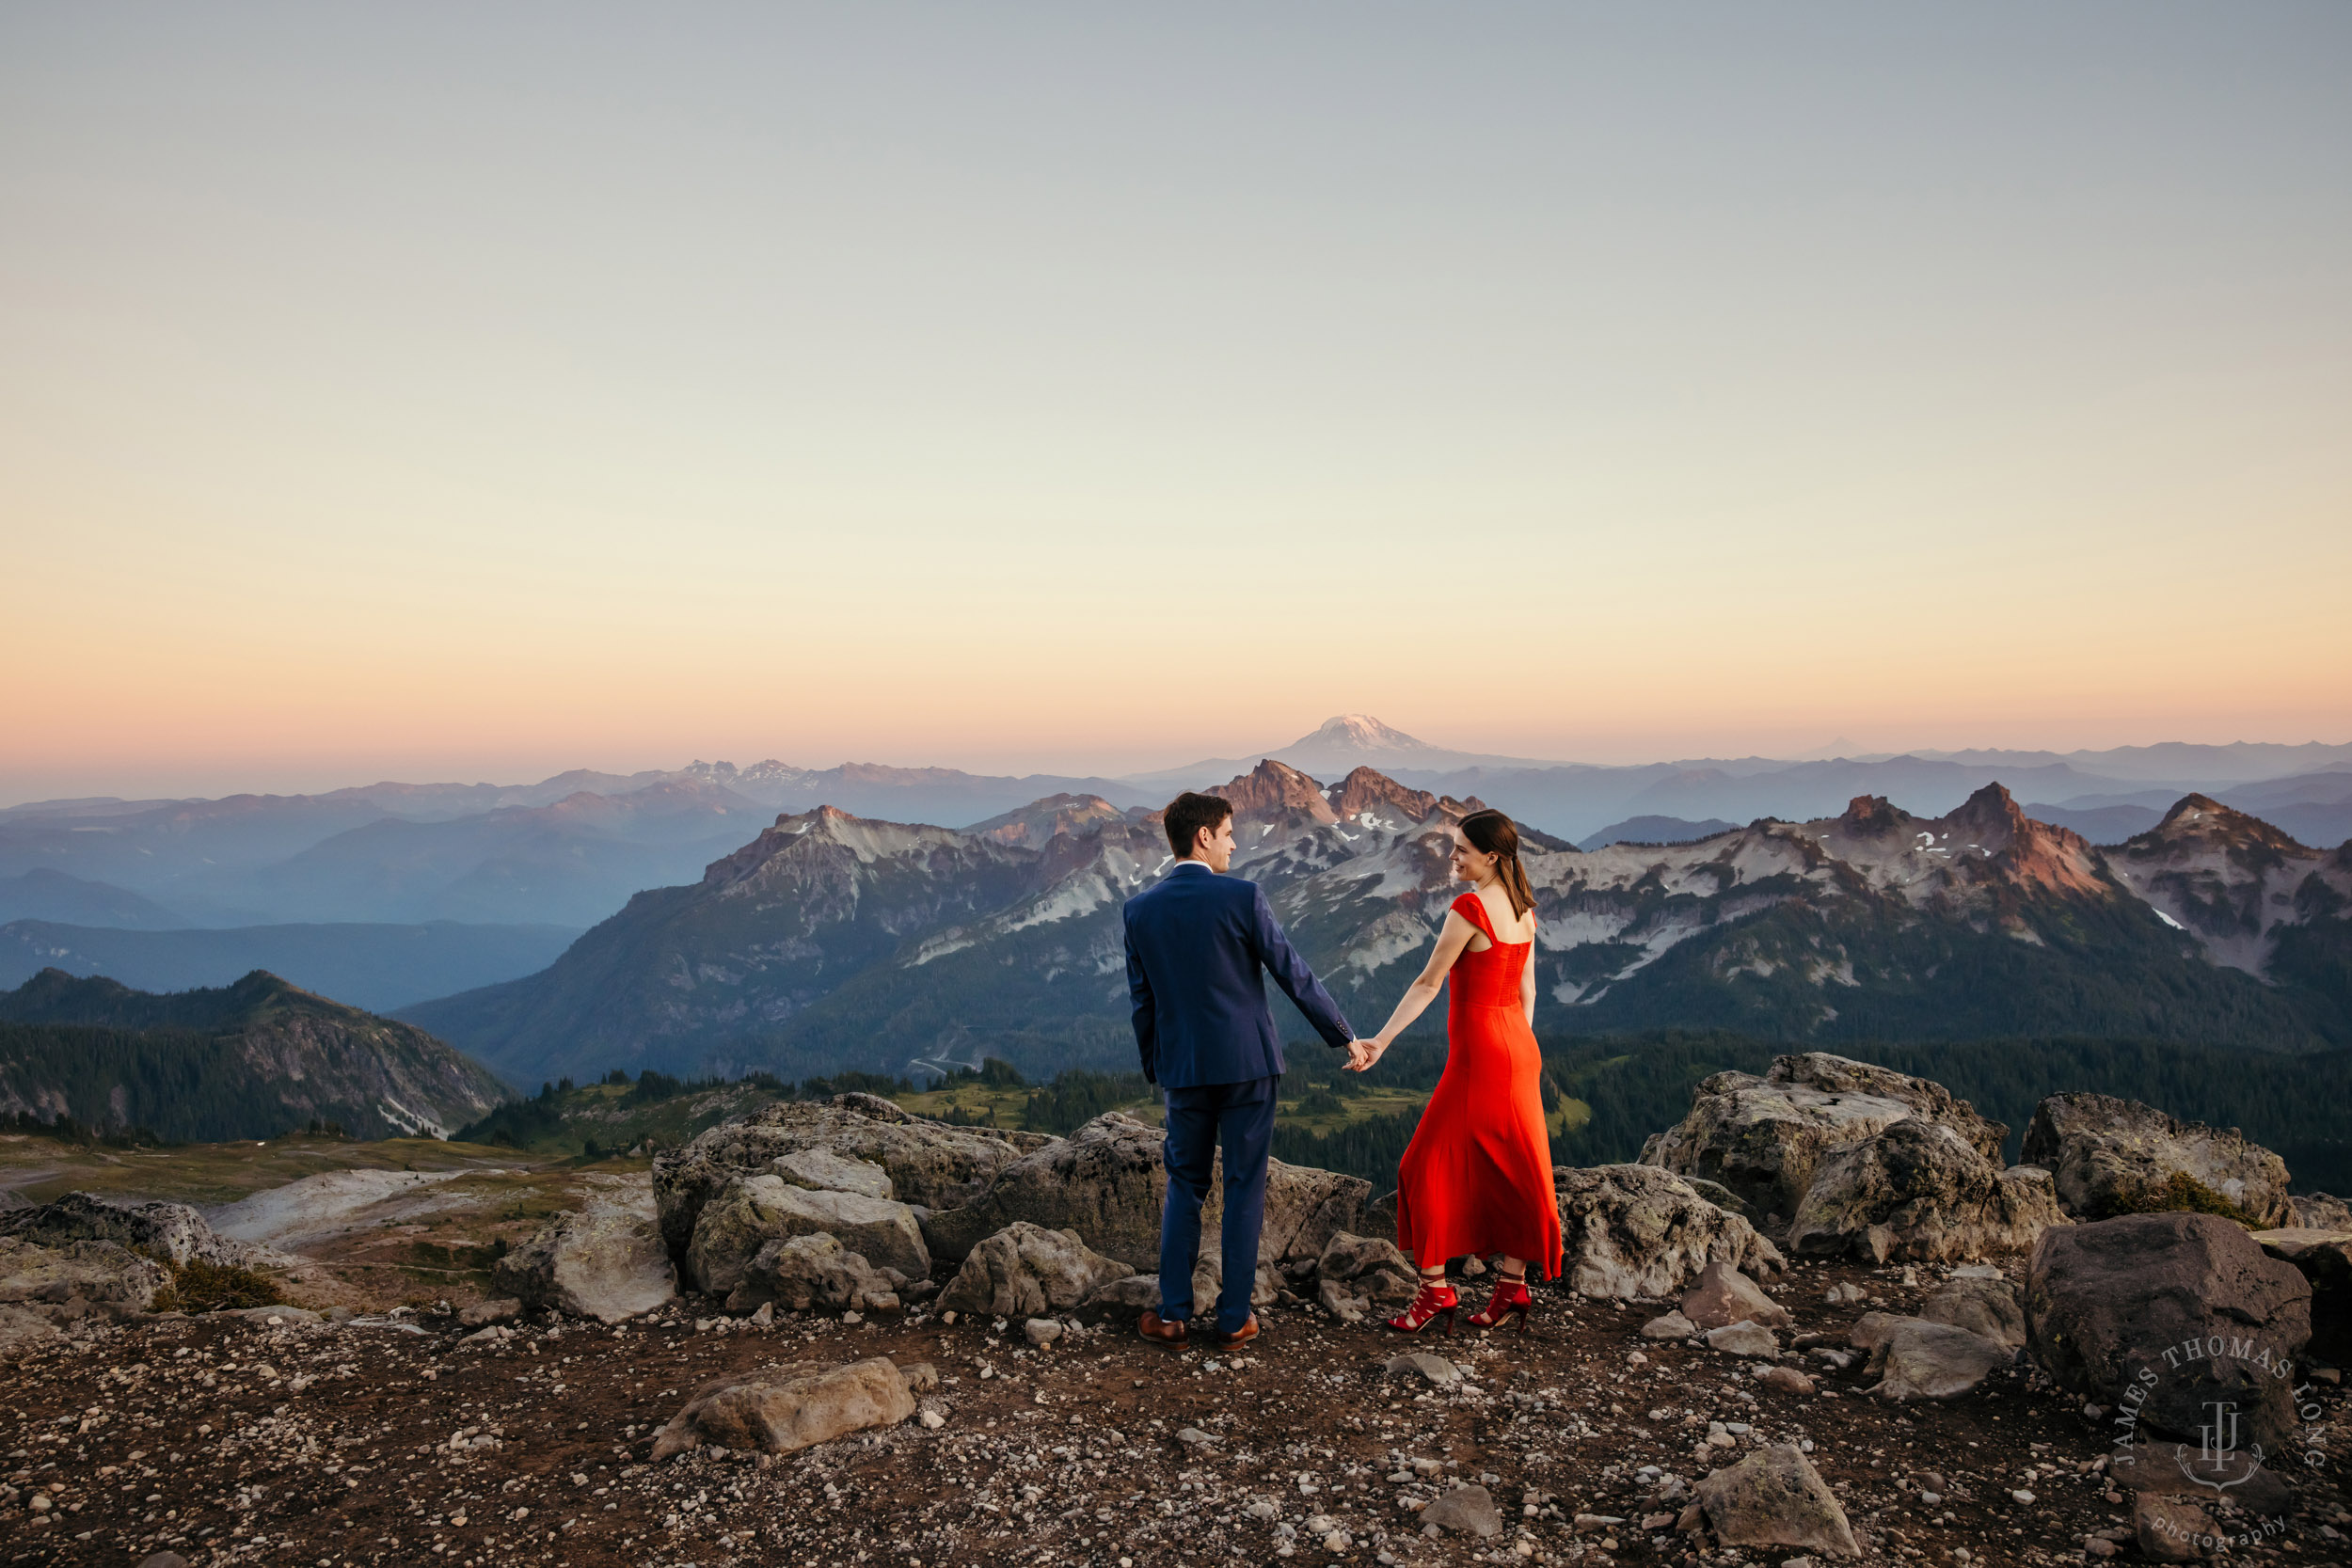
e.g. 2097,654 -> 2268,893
6,1257 -> 2345,1568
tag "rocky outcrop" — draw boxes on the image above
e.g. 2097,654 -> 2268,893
1864,1319 -> 2011,1402
649,1356 -> 923,1460
1690,1444 -> 1859,1557
937,1223 -> 1132,1320
732,1234 -> 901,1315
0,1237 -> 167,1315
652,1095 -> 1047,1262
1314,1232 -> 1419,1323
1642,1053 -> 2007,1225
2021,1092 -> 2296,1227
493,1180 -> 677,1324
685,1176 -> 928,1294
2026,1213 -> 2312,1450
2290,1193 -> 2352,1229
1786,1121 -> 2065,1263
0,1191 -> 252,1268
1553,1164 -> 1784,1300
919,1112 -> 1370,1272
771,1148 -> 895,1201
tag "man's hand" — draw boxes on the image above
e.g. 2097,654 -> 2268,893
1344,1036 -> 1385,1072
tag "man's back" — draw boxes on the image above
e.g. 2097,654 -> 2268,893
1122,863 -> 1351,1089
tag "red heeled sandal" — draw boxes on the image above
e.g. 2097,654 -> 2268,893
1386,1278 -> 1458,1335
1466,1274 -> 1532,1332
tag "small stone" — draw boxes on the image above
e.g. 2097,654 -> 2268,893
918,1409 -> 946,1430
748,1301 -> 773,1326
1705,1321 -> 1780,1357
1176,1427 -> 1215,1447
1247,1498 -> 1279,1521
1383,1351 -> 1463,1386
458,1297 -> 521,1329
1756,1366 -> 1815,1395
1642,1512 -> 1676,1530
2011,1489 -> 2036,1505
841,1309 -> 864,1324
1023,1318 -> 1062,1347
1642,1311 -> 1698,1339
2085,1538 -> 2119,1559
137,1555 -> 190,1568
1422,1484 -> 1503,1537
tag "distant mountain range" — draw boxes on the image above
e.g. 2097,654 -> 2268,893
6,716 -> 2344,943
399,759 -> 2352,1086
0,969 -> 505,1139
0,919 -> 582,1015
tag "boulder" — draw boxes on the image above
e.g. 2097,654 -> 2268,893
493,1198 -> 676,1324
771,1148 -> 895,1202
1919,1274 -> 2026,1351
1678,1259 -> 1791,1330
2250,1227 -> 2352,1362
2026,1212 -> 2312,1450
730,1233 -> 901,1314
937,1222 -> 1132,1319
1691,1444 -> 1859,1557
2289,1192 -> 2352,1229
1642,1053 -> 2006,1223
2133,1492 -> 2221,1563
917,1112 -> 1369,1271
1864,1318 -> 2011,1401
1552,1164 -> 1784,1300
1786,1119 -> 2064,1263
0,1191 -> 251,1268
1846,1311 -> 1909,1354
653,1094 -> 1049,1262
0,1302 -> 65,1357
1077,1274 -> 1160,1321
1313,1231 -> 1420,1323
2022,1093 -> 2295,1227
649,1356 -> 920,1460
457,1298 -> 520,1329
685,1175 -> 928,1293
0,1236 -> 167,1313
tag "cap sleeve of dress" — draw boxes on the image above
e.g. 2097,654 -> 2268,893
1451,892 -> 1496,940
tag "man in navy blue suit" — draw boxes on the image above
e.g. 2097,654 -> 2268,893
1123,789 -> 1359,1348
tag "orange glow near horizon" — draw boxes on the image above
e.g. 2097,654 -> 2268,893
4,8 -> 2348,801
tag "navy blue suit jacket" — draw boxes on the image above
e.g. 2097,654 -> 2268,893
1122,862 -> 1355,1089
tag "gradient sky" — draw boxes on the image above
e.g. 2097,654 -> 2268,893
5,3 -> 2348,801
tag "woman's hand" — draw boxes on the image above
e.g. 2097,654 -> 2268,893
1346,1034 -> 1391,1072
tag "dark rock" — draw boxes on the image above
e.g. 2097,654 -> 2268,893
1692,1444 -> 1859,1557
2026,1212 -> 2312,1450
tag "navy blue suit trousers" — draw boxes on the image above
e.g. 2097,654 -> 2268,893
1157,1074 -> 1279,1335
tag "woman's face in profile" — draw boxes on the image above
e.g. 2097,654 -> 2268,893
1451,830 -> 1496,885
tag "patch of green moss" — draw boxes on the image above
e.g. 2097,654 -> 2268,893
2106,1170 -> 2263,1227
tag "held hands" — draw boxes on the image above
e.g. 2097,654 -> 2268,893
1344,1034 -> 1391,1072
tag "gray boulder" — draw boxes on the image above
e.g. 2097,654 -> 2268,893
1919,1274 -> 2026,1351
1706,1321 -> 1779,1356
1787,1120 -> 2064,1263
0,1191 -> 251,1268
1691,1444 -> 1859,1557
771,1148 -> 895,1201
653,1094 -> 1048,1262
685,1175 -> 928,1293
732,1233 -> 900,1314
1553,1164 -> 1784,1300
937,1222 -> 1132,1319
2022,1092 -> 2295,1227
2289,1192 -> 2352,1229
1864,1318 -> 2011,1401
1642,1053 -> 2007,1223
649,1355 -> 922,1460
0,1236 -> 167,1314
2026,1212 -> 2312,1451
1678,1259 -> 1791,1330
1313,1231 -> 1420,1323
2252,1227 -> 2352,1362
1419,1483 -> 1502,1536
918,1112 -> 1368,1271
494,1200 -> 678,1324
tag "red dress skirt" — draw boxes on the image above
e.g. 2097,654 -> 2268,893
1393,894 -> 1564,1276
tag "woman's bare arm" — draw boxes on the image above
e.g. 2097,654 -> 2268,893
1520,929 -> 1538,1026
1345,911 -> 1477,1070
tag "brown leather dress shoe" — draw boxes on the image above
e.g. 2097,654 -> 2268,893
1212,1314 -> 1260,1349
1137,1309 -> 1187,1347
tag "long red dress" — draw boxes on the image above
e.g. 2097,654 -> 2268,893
1393,893 -> 1565,1277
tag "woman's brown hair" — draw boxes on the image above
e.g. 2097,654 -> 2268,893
1458,808 -> 1537,920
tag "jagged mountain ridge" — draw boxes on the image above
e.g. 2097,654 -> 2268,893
400,762 -> 2352,1084
0,968 -> 506,1139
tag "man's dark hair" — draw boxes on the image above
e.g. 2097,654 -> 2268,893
1163,791 -> 1233,860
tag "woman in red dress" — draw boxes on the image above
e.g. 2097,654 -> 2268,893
1346,809 -> 1562,1334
